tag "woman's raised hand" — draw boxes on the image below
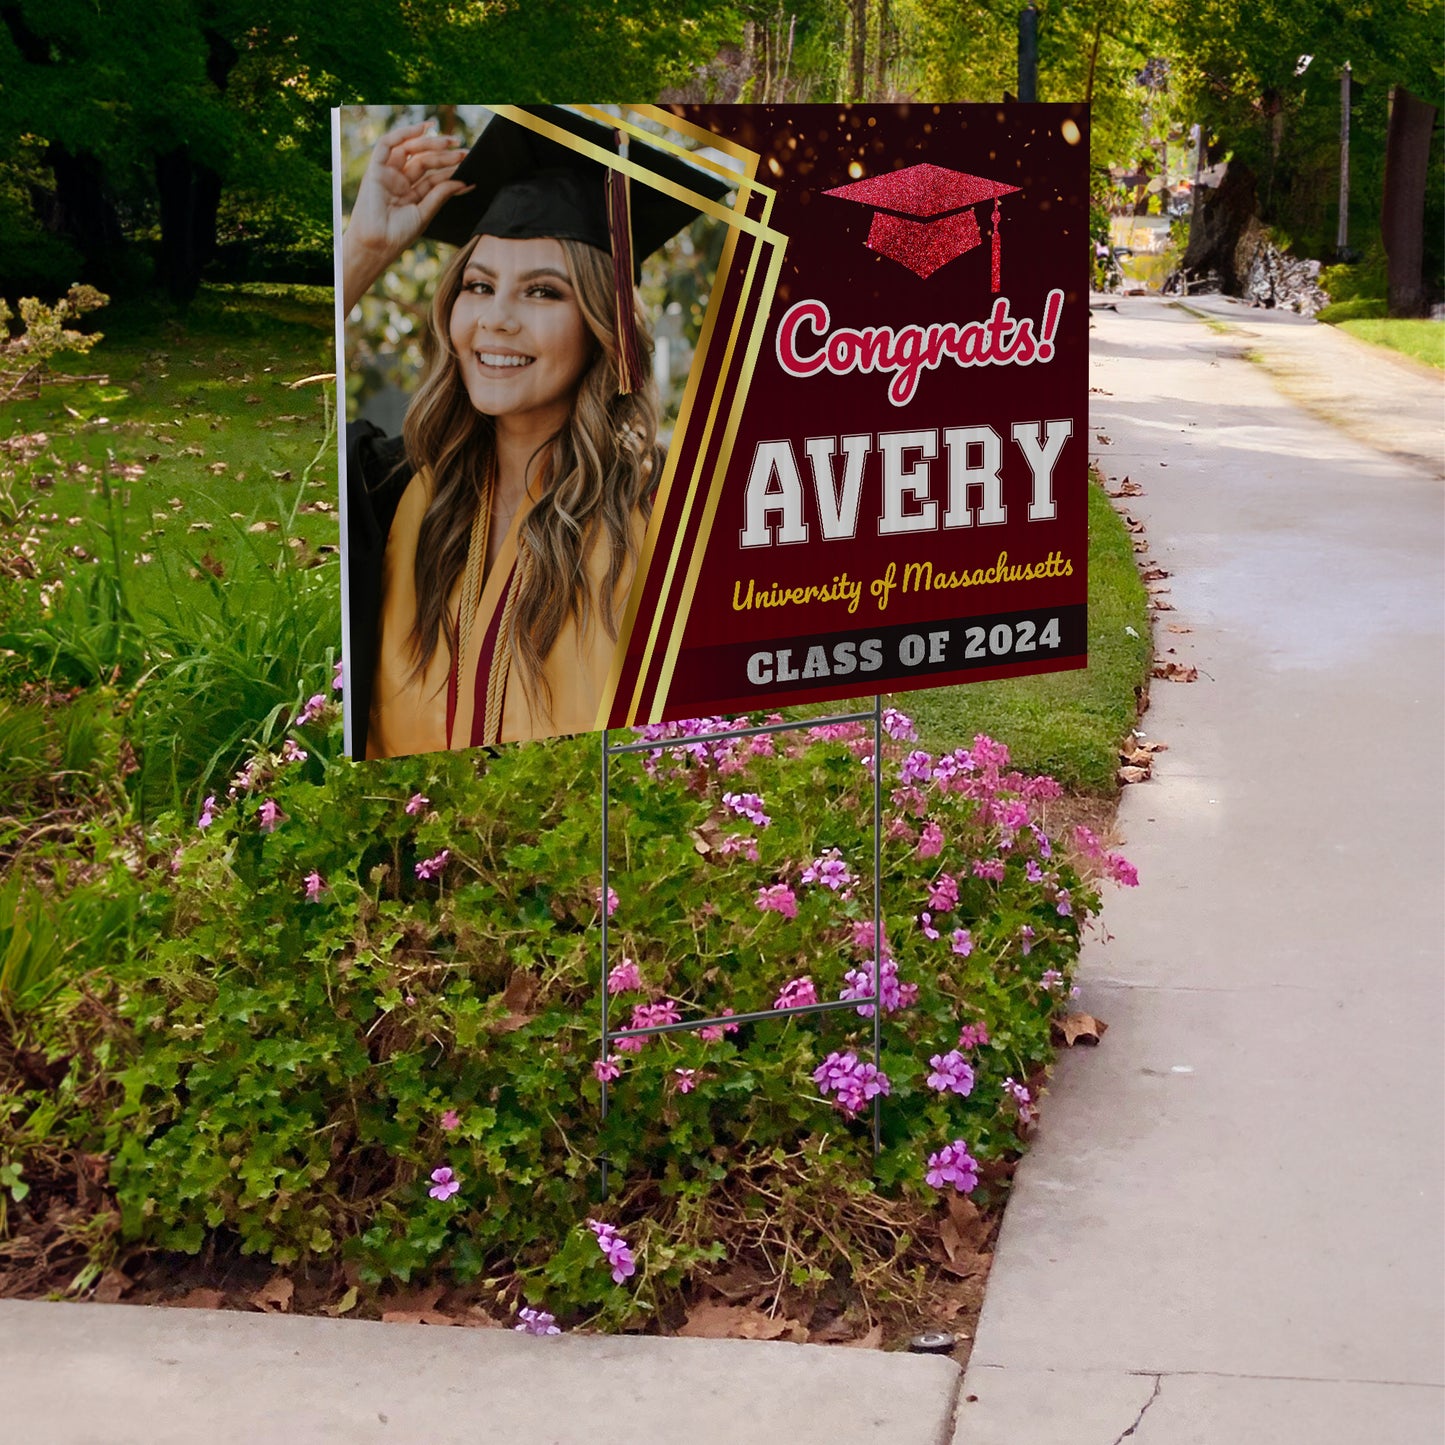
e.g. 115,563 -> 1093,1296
343,121 -> 472,311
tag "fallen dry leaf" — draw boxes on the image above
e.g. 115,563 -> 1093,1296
1119,745 -> 1154,768
1055,1013 -> 1109,1047
251,1275 -> 294,1314
381,1309 -> 456,1326
699,1262 -> 768,1302
1141,565 -> 1171,581
493,970 -> 540,1031
93,1268 -> 131,1304
247,519 -> 279,533
323,1285 -> 359,1317
1166,623 -> 1192,634
173,1287 -> 226,1310
207,461 -> 229,475
1150,597 -> 1176,610
1117,765 -> 1150,785
946,1193 -> 992,1254
679,1300 -> 806,1342
1152,662 -> 1198,682
842,1322 -> 885,1350
197,551 -> 225,579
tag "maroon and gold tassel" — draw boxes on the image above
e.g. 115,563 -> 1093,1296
605,132 -> 643,396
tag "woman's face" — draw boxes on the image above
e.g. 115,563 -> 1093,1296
448,235 -> 593,432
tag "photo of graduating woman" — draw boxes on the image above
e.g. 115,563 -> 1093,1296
337,106 -> 734,759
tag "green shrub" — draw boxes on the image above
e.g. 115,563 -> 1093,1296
91,706 -> 1136,1325
1317,297 -> 1388,324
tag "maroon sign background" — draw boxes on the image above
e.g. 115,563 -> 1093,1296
607,102 -> 1090,730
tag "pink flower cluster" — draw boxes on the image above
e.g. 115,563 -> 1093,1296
755,883 -> 798,919
405,792 -> 429,816
593,1055 -> 622,1083
414,849 -> 450,881
594,886 -> 619,916
1072,826 -> 1138,887
801,848 -> 853,892
196,795 -> 219,830
1003,1076 -> 1037,1124
515,1307 -> 561,1335
616,999 -> 682,1052
899,749 -> 933,784
258,799 -> 282,833
972,857 -> 1006,882
925,1140 -> 980,1194
303,870 -> 325,902
673,1068 -> 697,1094
587,1219 -> 637,1283
927,873 -> 959,911
926,1050 -> 976,1096
812,1050 -> 891,1117
881,707 -> 917,741
841,957 -> 917,1016
957,1021 -> 990,1050
950,928 -> 973,957
722,791 -> 771,827
718,833 -> 759,861
295,693 -> 328,727
697,1009 -> 739,1043
915,821 -> 944,858
279,738 -> 307,765
806,721 -> 867,744
607,957 -> 643,993
773,976 -> 818,1010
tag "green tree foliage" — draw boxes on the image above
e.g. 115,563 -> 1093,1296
1158,0 -> 1444,272
0,1 -> 733,300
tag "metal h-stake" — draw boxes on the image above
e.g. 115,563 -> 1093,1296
596,702 -> 890,1195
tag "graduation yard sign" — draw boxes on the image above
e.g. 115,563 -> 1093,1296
338,103 -> 1090,757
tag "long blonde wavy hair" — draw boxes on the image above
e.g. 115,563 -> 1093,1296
401,235 -> 659,720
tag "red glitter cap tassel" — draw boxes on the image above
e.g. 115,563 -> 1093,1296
990,197 -> 1002,293
605,134 -> 642,396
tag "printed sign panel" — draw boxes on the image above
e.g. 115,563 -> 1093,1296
336,103 -> 1089,758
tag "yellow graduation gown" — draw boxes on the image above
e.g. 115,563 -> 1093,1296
367,470 -> 639,758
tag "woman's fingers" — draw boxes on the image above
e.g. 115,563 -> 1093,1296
414,179 -> 475,229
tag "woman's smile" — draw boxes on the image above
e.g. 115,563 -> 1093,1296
449,235 -> 591,432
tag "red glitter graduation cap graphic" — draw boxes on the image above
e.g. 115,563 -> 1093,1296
823,163 -> 1022,288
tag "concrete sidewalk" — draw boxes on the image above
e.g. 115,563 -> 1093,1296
956,299 -> 1445,1442
0,1299 -> 962,1444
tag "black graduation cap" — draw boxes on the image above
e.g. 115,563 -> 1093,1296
426,106 -> 733,392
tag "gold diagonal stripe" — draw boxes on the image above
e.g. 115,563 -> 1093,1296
593,218 -> 745,731
649,238 -> 787,721
487,106 -> 785,242
625,229 -> 769,724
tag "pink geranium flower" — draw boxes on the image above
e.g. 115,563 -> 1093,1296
673,1068 -> 697,1094
257,799 -> 282,833
197,795 -> 219,830
755,883 -> 798,919
303,870 -> 325,902
414,849 -> 450,881
405,792 -> 429,815
439,1109 -> 461,1131
773,976 -> 817,1010
428,1166 -> 460,1201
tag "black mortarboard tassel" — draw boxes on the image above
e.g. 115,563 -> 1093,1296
426,106 -> 732,395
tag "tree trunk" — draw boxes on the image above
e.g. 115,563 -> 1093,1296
1381,86 -> 1438,318
873,0 -> 890,94
1179,160 -> 1260,295
43,144 -> 126,287
849,0 -> 868,99
155,148 -> 222,305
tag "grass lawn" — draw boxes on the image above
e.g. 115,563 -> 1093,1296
1333,317 -> 1445,370
907,478 -> 1150,794
2,285 -> 338,634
